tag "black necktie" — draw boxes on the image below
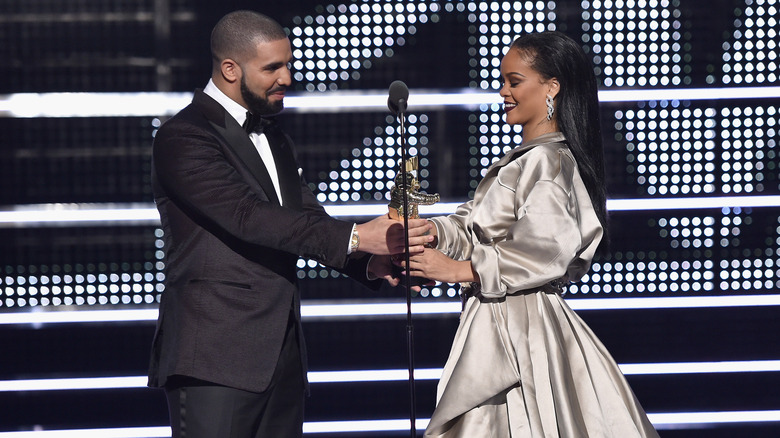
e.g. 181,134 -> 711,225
243,111 -> 268,134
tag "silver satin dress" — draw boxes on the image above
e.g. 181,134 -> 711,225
425,132 -> 659,437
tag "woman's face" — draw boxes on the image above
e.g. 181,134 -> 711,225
499,48 -> 557,128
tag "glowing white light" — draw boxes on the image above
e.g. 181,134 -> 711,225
4,360 -> 779,392
0,308 -> 158,325
0,92 -> 193,118
2,295 -> 780,325
303,418 -> 427,434
2,87 -> 780,117
649,410 -> 780,427
1,411 -> 780,436
308,368 -> 442,383
0,205 -> 161,226
605,195 -> 780,211
0,427 -> 172,438
566,294 -> 780,310
619,360 -> 780,375
0,376 -> 147,392
3,196 -> 779,228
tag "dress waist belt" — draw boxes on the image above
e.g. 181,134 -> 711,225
459,277 -> 570,309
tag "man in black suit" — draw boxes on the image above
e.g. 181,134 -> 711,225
147,10 -> 432,438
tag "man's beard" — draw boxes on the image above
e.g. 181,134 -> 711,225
240,76 -> 284,116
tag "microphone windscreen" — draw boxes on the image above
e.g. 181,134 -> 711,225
388,80 -> 409,114
388,80 -> 409,103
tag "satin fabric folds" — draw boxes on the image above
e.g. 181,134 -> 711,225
424,294 -> 658,438
425,133 -> 658,437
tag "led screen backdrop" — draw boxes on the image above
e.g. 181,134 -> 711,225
1,0 -> 777,307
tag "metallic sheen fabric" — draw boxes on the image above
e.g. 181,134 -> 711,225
425,133 -> 659,437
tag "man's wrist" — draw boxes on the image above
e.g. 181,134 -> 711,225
347,223 -> 360,254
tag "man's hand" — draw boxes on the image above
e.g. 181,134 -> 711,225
367,255 -> 400,287
355,215 -> 433,255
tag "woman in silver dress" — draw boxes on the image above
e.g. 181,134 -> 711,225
404,31 -> 660,437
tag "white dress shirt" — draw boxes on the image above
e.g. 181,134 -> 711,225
203,79 -> 283,205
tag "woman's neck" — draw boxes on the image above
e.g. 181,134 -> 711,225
521,119 -> 558,143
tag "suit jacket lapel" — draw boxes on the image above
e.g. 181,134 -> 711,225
264,125 -> 303,211
193,90 -> 281,206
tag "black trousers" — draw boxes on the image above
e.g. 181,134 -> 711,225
164,316 -> 305,438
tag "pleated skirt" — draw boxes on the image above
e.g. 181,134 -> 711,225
424,292 -> 659,438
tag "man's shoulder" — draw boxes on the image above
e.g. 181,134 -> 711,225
158,97 -> 214,133
165,90 -> 223,125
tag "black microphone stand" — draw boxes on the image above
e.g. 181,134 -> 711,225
394,98 -> 417,437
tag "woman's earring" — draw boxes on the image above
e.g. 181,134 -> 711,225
546,94 -> 554,121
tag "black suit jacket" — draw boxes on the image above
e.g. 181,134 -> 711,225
148,90 -> 376,393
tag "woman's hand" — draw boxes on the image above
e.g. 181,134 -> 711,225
402,248 -> 477,285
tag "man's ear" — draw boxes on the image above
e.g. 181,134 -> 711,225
220,59 -> 241,84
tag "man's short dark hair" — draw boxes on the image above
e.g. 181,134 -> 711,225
211,10 -> 287,68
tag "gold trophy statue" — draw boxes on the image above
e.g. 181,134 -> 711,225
388,156 -> 439,221
388,156 -> 439,287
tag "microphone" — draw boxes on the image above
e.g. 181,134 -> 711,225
387,80 -> 409,114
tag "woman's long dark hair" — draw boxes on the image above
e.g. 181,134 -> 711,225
511,31 -> 609,245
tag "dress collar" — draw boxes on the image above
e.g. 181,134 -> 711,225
494,131 -> 567,167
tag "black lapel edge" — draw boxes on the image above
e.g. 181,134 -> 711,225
209,114 -> 281,206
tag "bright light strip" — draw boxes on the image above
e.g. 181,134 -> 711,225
0,204 -> 161,227
566,294 -> 780,310
0,427 -> 172,438
649,410 -> 780,427
2,195 -> 779,227
3,360 -> 779,392
303,419 -> 426,434
605,195 -> 780,211
2,295 -> 780,325
0,92 -> 193,118
619,360 -> 780,376
0,308 -> 159,325
308,367 -> 443,383
287,90 -> 499,112
0,371 -> 442,393
1,86 -> 780,117
2,411 -> 780,436
300,300 -> 461,319
0,376 -> 148,392
321,202 -> 461,218
598,86 -> 780,103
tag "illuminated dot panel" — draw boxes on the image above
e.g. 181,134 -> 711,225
617,104 -> 718,196
614,103 -> 778,197
719,105 -> 778,194
581,0 -> 692,88
290,2 -> 437,91
2,1 -> 779,308
314,114 -> 431,204
717,0 -> 779,85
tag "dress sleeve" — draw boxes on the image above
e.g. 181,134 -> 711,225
429,200 -> 475,261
